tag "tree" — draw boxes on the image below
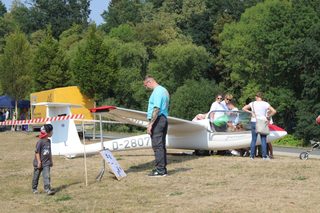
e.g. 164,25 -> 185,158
134,11 -> 185,50
218,0 -> 320,140
101,0 -> 143,32
28,0 -> 90,38
0,1 -> 7,17
70,25 -> 116,103
108,24 -> 137,42
294,100 -> 320,145
0,31 -> 32,111
29,29 -> 47,46
290,7 -> 320,141
173,0 -> 262,52
218,0 -> 316,95
10,1 -> 35,34
104,37 -> 148,109
148,40 -> 211,92
264,88 -> 296,132
170,79 -> 222,120
58,24 -> 86,63
0,16 -> 18,53
145,0 -> 165,9
32,28 -> 71,91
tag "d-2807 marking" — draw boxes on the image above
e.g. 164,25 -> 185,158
111,135 -> 151,151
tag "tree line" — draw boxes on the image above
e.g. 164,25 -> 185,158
0,0 -> 319,144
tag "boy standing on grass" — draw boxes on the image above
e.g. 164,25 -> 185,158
32,124 -> 55,195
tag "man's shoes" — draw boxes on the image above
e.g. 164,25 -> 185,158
46,189 -> 55,195
148,169 -> 167,177
32,189 -> 39,194
250,157 -> 254,160
262,157 -> 270,161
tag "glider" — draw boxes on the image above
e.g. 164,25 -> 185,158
37,103 -> 287,157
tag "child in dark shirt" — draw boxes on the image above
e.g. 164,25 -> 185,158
32,124 -> 55,195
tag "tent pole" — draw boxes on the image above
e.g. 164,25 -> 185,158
82,120 -> 88,186
96,114 -> 105,181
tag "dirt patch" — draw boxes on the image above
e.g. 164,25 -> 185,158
1,131 -> 320,212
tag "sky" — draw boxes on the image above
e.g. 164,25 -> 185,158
1,0 -> 110,25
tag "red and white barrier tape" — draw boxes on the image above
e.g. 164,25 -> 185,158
0,114 -> 84,126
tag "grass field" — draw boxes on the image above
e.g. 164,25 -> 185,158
1,131 -> 320,213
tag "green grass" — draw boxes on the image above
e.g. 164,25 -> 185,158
2,131 -> 320,213
55,194 -> 72,202
169,191 -> 183,196
291,176 -> 307,181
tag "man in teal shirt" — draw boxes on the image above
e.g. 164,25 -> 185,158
144,75 -> 169,176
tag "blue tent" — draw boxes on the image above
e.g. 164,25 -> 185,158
0,96 -> 14,108
17,99 -> 30,108
0,95 -> 30,108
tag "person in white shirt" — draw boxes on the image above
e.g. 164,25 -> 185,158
221,93 -> 233,111
209,94 -> 225,120
5,109 -> 9,120
242,92 -> 276,160
193,94 -> 225,121
207,94 -> 227,132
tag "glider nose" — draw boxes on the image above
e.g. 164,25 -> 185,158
278,129 -> 287,138
269,124 -> 287,139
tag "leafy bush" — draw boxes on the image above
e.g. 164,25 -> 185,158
170,79 -> 223,120
273,134 -> 303,147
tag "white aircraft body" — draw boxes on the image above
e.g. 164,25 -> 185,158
33,103 -> 287,156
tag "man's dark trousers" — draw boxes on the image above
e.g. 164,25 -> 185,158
151,115 -> 168,173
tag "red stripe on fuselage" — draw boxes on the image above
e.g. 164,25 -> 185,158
268,124 -> 285,131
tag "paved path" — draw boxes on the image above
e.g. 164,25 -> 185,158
274,146 -> 320,159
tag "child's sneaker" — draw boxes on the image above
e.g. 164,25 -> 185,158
32,189 -> 39,194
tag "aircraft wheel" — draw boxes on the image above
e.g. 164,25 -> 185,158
194,150 -> 210,156
299,152 -> 309,160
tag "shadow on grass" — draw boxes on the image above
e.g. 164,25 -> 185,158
168,167 -> 193,175
125,152 -> 200,174
54,181 -> 82,193
116,154 -> 155,157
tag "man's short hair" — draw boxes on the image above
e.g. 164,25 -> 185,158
144,75 -> 154,81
